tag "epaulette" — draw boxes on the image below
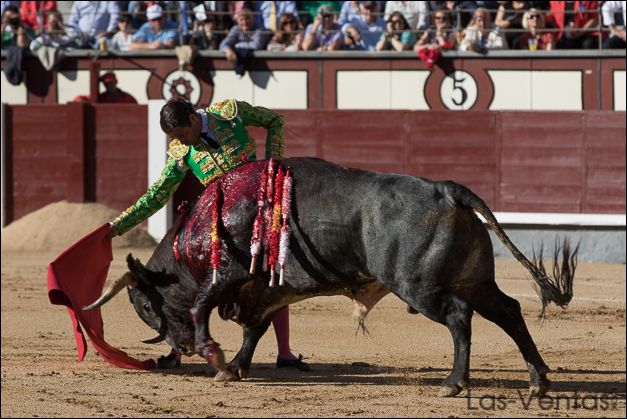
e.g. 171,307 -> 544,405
208,99 -> 238,121
167,139 -> 190,159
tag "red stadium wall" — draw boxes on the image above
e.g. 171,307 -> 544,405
5,103 -> 149,222
2,104 -> 625,224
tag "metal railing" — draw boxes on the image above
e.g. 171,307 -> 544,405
1,5 -> 623,51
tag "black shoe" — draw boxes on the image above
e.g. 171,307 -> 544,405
276,354 -> 311,372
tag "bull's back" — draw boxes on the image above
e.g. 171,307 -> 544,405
283,159 -> 457,282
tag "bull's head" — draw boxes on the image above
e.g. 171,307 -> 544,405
83,254 -> 198,356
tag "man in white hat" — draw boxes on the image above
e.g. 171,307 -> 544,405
129,4 -> 178,50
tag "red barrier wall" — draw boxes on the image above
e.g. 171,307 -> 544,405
3,105 -> 625,224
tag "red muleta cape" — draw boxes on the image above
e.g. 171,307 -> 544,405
47,223 -> 156,369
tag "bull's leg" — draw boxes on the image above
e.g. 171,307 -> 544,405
189,280 -> 226,371
441,296 -> 473,397
472,284 -> 550,396
215,318 -> 273,382
414,293 -> 473,397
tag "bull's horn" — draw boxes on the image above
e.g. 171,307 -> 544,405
82,272 -> 137,311
141,335 -> 165,344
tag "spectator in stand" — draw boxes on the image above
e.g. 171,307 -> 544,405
99,72 -> 138,103
459,6 -> 508,51
255,1 -> 299,33
30,9 -> 82,55
601,0 -> 626,49
267,12 -> 303,51
341,1 -> 385,51
67,1 -> 120,49
414,6 -> 457,68
302,4 -> 343,51
376,10 -> 417,51
220,7 -> 270,55
1,5 -> 35,47
299,1 -> 342,27
189,3 -> 219,50
129,4 -> 178,50
560,1 -> 603,49
220,8 -> 270,75
384,1 -> 431,31
20,1 -> 57,34
519,8 -> 554,50
495,0 -> 531,49
110,13 -> 133,51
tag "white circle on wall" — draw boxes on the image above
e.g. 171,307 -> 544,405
440,70 -> 478,110
162,70 -> 201,105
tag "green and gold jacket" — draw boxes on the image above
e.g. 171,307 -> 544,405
112,99 -> 285,235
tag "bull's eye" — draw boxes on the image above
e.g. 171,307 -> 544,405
143,303 -> 151,311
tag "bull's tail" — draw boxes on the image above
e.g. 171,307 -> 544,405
438,181 -> 579,318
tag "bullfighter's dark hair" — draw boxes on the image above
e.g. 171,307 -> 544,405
160,98 -> 196,132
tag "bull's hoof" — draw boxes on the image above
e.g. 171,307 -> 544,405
529,380 -> 551,397
438,384 -> 464,397
438,379 -> 468,397
214,369 -> 240,382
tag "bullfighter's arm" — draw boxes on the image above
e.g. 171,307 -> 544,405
111,151 -> 188,235
237,101 -> 285,160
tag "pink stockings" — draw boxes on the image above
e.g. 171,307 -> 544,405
272,306 -> 296,360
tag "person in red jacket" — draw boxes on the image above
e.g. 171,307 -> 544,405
98,72 -> 138,104
20,1 -> 57,33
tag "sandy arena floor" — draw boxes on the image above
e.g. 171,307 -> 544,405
1,248 -> 625,417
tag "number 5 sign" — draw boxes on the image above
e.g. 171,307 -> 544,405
439,70 -> 478,110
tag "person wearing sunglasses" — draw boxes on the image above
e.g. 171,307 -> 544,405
383,1 -> 430,32
129,4 -> 178,50
519,8 -> 554,50
267,12 -> 304,51
414,6 -> 457,68
376,10 -> 417,51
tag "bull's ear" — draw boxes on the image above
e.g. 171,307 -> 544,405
126,253 -> 151,285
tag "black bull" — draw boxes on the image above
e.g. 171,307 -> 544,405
85,158 -> 577,397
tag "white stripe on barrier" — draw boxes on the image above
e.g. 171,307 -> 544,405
147,100 -> 171,241
476,212 -> 626,227
508,293 -> 626,304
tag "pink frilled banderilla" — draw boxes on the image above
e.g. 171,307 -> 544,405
268,167 -> 284,287
249,161 -> 268,274
278,170 -> 293,286
247,158 -> 293,287
261,159 -> 276,272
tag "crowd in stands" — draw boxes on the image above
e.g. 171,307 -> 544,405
1,1 -> 625,54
